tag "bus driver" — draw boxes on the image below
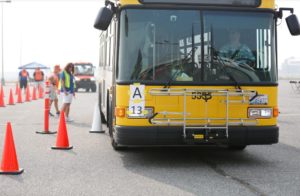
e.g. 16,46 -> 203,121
219,30 -> 255,67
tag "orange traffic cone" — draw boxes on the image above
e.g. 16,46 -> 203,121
38,85 -> 44,99
0,85 -> 4,98
0,89 -> 5,107
51,111 -> 73,150
0,122 -> 24,175
32,87 -> 37,100
8,89 -> 15,105
17,88 -> 23,103
25,86 -> 31,102
15,83 -> 19,95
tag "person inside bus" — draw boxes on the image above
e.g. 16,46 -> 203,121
219,30 -> 255,67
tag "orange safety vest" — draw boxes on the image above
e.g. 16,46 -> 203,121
34,70 -> 43,81
54,74 -> 60,88
21,70 -> 28,77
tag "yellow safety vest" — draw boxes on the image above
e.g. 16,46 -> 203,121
59,71 -> 76,90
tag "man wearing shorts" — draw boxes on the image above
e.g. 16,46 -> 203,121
18,68 -> 29,94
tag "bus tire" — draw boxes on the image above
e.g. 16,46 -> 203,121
111,137 -> 125,151
108,99 -> 127,151
228,145 -> 247,150
106,92 -> 110,128
111,136 -> 127,151
108,102 -> 121,150
98,85 -> 107,124
91,84 -> 97,92
100,111 -> 106,124
108,100 -> 113,137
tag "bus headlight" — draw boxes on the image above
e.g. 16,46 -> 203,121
248,108 -> 273,118
75,77 -> 80,81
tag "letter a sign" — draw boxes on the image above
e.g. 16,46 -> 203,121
128,84 -> 145,117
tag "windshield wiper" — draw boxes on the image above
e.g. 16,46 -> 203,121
212,48 -> 242,90
163,68 -> 181,89
163,47 -> 197,89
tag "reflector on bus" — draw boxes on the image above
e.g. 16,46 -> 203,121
139,0 -> 261,7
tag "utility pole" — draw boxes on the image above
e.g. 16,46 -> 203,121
1,0 -> 11,86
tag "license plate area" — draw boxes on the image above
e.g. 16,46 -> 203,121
187,129 -> 227,141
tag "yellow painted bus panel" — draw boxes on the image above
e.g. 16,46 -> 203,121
119,0 -> 140,5
119,0 -> 275,9
259,0 -> 275,9
116,85 -> 277,126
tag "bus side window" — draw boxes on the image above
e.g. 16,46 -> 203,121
255,29 -> 272,81
106,25 -> 111,69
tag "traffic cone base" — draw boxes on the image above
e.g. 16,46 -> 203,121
0,168 -> 24,175
90,102 -> 105,133
51,111 -> 72,150
0,122 -> 23,175
51,146 -> 73,150
36,130 -> 57,134
89,130 -> 105,133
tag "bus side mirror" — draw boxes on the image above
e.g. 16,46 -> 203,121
286,14 -> 300,36
94,7 -> 113,31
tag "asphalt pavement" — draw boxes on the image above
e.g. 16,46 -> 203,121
0,80 -> 299,196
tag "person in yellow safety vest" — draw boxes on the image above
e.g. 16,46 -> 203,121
33,67 -> 45,89
59,63 -> 76,122
48,64 -> 61,117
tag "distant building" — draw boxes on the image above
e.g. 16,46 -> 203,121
280,57 -> 300,78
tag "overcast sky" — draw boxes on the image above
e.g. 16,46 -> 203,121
2,0 -> 103,72
0,0 -> 299,74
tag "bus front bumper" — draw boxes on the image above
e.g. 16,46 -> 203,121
113,125 -> 279,146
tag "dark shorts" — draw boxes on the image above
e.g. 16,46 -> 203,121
20,81 -> 27,89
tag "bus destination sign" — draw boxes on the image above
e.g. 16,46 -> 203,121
139,0 -> 261,7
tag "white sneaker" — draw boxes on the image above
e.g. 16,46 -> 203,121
66,117 -> 74,122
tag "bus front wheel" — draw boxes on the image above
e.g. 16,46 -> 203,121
108,100 -> 126,151
111,131 -> 127,151
111,137 -> 123,151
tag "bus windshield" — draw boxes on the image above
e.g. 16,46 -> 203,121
118,9 -> 276,84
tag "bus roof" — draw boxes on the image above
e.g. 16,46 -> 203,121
117,0 -> 275,9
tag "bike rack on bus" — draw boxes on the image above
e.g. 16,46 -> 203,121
149,88 -> 258,140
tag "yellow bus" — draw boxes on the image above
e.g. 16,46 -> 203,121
94,0 -> 300,150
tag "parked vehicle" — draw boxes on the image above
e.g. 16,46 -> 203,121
74,62 -> 96,92
94,0 -> 300,150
